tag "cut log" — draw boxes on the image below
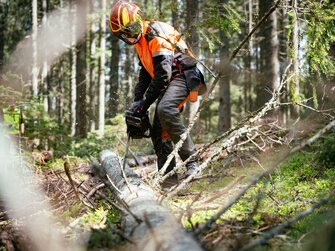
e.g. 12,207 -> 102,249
94,150 -> 203,251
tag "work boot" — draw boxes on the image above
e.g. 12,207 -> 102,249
184,161 -> 199,179
161,173 -> 179,191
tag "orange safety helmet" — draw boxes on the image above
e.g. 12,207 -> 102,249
109,1 -> 143,44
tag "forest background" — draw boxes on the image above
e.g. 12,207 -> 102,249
0,0 -> 335,250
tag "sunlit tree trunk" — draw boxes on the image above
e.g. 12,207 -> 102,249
42,0 -> 50,113
245,0 -> 254,113
271,4 -> 280,92
98,0 -> 106,137
86,0 -> 92,131
109,35 -> 120,117
32,0 -> 39,97
57,0 -> 65,126
89,32 -> 98,131
217,0 -> 231,132
57,62 -> 65,126
290,0 -> 300,118
70,1 -> 77,137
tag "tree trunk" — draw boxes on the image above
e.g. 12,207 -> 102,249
0,2 -> 7,67
98,0 -> 106,137
57,62 -> 65,126
95,150 -> 203,251
290,0 -> 300,118
42,0 -> 49,113
217,0 -> 231,132
88,3 -> 98,131
171,0 -> 179,29
184,0 -> 199,126
0,108 -> 4,123
32,0 -> 39,97
245,0 -> 254,113
70,1 -> 77,137
109,35 -> 120,118
75,41 -> 88,136
75,1 -> 88,138
256,0 -> 280,114
124,47 -> 133,107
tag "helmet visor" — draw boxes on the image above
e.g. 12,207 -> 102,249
118,21 -> 142,44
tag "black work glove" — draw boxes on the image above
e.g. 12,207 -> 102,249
130,99 -> 146,117
126,108 -> 151,139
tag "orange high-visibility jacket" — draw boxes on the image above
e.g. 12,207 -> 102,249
133,21 -> 205,111
133,21 -> 199,109
135,21 -> 190,78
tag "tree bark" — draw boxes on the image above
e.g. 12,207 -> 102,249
0,2 -> 7,68
0,108 -> 4,124
217,0 -> 231,132
290,0 -> 300,118
245,0 -> 254,113
32,0 -> 39,97
95,150 -> 203,251
70,1 -> 77,137
98,0 -> 106,137
256,0 -> 280,116
109,35 -> 120,117
88,1 -> 98,131
75,43 -> 87,137
75,0 -> 88,138
42,0 -> 49,113
184,0 -> 200,126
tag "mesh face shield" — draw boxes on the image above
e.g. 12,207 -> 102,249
117,21 -> 142,45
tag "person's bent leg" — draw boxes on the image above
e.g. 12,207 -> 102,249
151,105 -> 176,175
157,75 -> 199,177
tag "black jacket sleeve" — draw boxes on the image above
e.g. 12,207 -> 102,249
134,63 -> 152,101
142,54 -> 173,110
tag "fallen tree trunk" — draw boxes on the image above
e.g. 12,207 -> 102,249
94,150 -> 203,251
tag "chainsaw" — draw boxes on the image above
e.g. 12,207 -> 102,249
125,109 -> 151,139
122,110 -> 151,170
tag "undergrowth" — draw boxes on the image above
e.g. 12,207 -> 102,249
186,132 -> 335,250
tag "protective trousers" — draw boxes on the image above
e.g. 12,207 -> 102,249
151,74 -> 197,174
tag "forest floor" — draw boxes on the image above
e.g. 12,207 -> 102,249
0,134 -> 334,251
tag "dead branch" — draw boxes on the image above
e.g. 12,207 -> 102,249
86,183 -> 105,199
160,64 -> 293,194
193,119 -> 335,237
63,159 -> 80,201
